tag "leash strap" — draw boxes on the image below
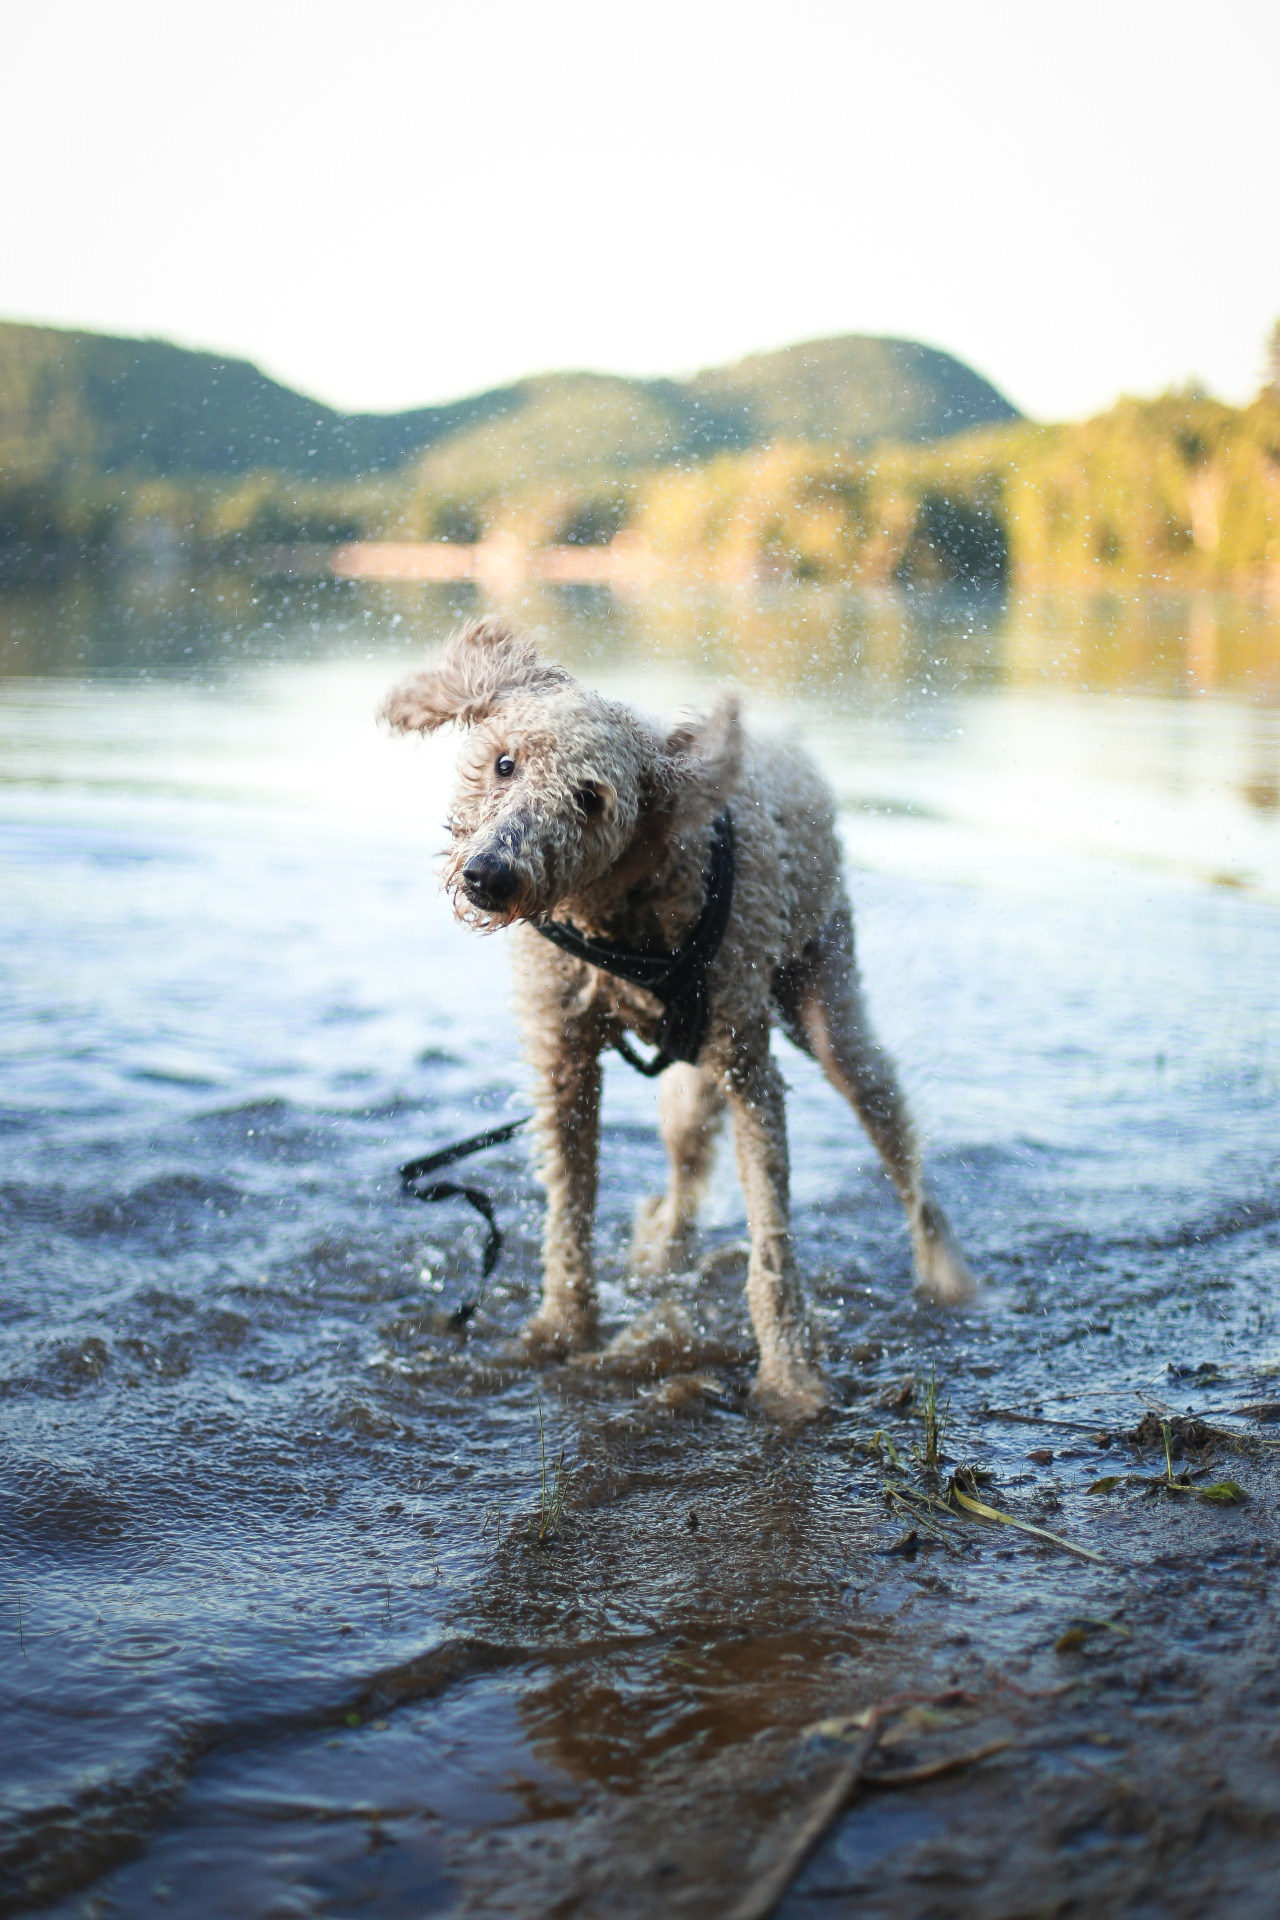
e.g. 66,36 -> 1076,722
534,809 -> 735,1076
399,1115 -> 529,1326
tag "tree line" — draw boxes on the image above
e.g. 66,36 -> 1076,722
3,348 -> 1278,592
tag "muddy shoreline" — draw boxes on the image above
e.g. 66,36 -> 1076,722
13,1271 -> 1280,1919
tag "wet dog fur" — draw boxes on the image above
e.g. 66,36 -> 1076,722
382,618 -> 974,1418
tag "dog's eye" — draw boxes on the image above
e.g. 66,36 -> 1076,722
577,786 -> 603,817
495,754 -> 516,778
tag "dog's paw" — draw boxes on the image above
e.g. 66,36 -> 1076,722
698,1240 -> 751,1282
594,1296 -> 700,1377
911,1199 -> 977,1307
628,1194 -> 695,1280
750,1358 -> 831,1424
521,1308 -> 598,1358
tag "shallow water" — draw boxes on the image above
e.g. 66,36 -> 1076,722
3,572 -> 1280,1918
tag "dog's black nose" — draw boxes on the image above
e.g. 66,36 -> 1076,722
461,852 -> 518,906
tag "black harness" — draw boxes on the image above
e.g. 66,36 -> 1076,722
534,809 -> 735,1077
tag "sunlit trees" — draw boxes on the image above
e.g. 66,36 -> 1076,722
3,317 -> 1279,588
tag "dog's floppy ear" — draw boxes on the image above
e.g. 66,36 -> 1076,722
661,694 -> 744,826
379,617 -> 568,734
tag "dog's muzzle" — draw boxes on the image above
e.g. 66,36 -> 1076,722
460,851 -> 519,911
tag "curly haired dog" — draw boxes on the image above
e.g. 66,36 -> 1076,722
382,618 -> 974,1418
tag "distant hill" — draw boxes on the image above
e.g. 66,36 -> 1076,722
689,335 -> 1019,447
411,373 -> 733,504
0,322 -> 522,481
0,321 -> 1018,488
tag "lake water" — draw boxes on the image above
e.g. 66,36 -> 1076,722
3,570 -> 1280,1918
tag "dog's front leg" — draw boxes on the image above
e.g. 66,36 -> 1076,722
516,947 -> 606,1355
724,1041 -> 829,1420
524,1035 -> 603,1354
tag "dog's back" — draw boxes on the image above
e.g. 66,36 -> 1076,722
726,730 -> 845,980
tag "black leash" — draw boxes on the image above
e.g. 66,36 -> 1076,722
534,809 -> 735,1077
398,1115 -> 530,1327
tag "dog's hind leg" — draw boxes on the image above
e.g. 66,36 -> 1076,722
630,1063 -> 726,1279
775,905 -> 975,1306
723,1035 -> 829,1419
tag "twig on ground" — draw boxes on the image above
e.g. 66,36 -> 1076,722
974,1407 -> 1113,1434
868,1737 -> 1013,1788
727,1690 -> 1004,1920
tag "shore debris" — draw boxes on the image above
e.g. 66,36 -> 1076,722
1053,1617 -> 1131,1653
731,1689 -> 1010,1920
947,1469 -> 1105,1565
534,1392 -> 567,1546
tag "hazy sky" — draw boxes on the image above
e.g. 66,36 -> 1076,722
4,0 -> 1277,421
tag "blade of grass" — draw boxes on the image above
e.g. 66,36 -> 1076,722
887,1493 -> 962,1554
915,1367 -> 949,1472
869,1429 -> 908,1472
950,1480 -> 1105,1565
887,1481 -> 960,1521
